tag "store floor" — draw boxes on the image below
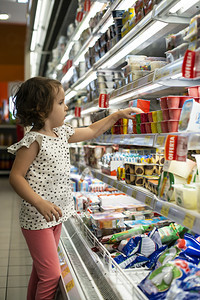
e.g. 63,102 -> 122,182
0,177 -> 32,300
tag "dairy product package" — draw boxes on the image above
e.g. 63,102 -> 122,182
173,184 -> 197,210
178,99 -> 200,132
158,171 -> 187,201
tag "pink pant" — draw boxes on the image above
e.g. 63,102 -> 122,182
22,224 -> 62,300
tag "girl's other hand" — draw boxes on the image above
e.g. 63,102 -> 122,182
35,199 -> 62,222
118,107 -> 143,119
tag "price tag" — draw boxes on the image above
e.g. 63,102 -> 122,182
183,213 -> 195,229
113,181 -> 117,188
160,204 -> 169,217
100,174 -> 103,181
122,186 -> 128,194
107,178 -> 111,185
66,279 -> 75,292
132,190 -> 137,198
118,183 -> 123,191
144,136 -> 151,145
156,136 -> 165,148
145,197 -> 152,207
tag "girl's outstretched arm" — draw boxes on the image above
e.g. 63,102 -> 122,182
68,107 -> 143,143
9,143 -> 62,222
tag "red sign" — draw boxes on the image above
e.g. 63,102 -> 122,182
75,107 -> 81,117
182,50 -> 196,78
165,135 -> 178,161
165,135 -> 188,162
99,94 -> 109,108
84,0 -> 91,11
76,11 -> 84,22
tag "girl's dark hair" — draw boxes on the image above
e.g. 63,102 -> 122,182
13,76 -> 62,130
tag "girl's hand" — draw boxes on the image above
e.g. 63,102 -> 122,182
35,199 -> 62,222
118,107 -> 143,119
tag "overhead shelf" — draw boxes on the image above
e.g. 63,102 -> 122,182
64,0 -> 200,102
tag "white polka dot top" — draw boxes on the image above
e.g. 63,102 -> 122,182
7,124 -> 75,230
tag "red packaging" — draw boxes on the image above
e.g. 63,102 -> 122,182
167,96 -> 180,108
145,122 -> 152,133
99,94 -> 109,108
168,120 -> 179,132
140,123 -> 146,134
188,86 -> 199,97
75,107 -> 81,117
162,109 -> 169,121
161,121 -> 168,133
129,99 -> 150,112
140,112 -> 148,123
168,108 -> 182,120
160,97 -> 168,109
182,49 -> 200,79
147,112 -> 153,122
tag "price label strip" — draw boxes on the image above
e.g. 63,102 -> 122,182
183,213 -> 195,230
113,181 -> 117,188
122,185 -> 128,194
160,204 -> 169,217
132,190 -> 137,198
107,178 -> 111,185
156,135 -> 166,148
145,196 -> 152,207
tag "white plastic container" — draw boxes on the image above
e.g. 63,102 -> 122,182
173,184 -> 197,210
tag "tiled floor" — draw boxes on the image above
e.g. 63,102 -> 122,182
0,177 -> 32,300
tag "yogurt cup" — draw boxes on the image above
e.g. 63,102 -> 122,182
151,122 -> 157,133
152,111 -> 158,122
157,122 -> 162,133
168,108 -> 182,120
162,109 -> 170,121
161,121 -> 168,133
188,86 -> 199,97
160,96 -> 168,109
140,112 -> 148,123
168,120 -> 179,132
147,112 -> 153,122
167,96 -> 180,108
145,122 -> 152,133
179,96 -> 193,108
157,110 -> 163,121
140,123 -> 146,134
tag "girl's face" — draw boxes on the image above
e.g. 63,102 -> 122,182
48,87 -> 68,128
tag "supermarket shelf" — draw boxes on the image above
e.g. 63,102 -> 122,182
88,168 -> 200,235
92,132 -> 200,149
91,168 -> 155,208
63,0 -> 200,98
0,146 -> 9,150
67,57 -> 200,116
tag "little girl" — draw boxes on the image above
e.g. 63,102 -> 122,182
8,76 -> 142,300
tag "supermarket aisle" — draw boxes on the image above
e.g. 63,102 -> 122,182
0,177 -> 32,300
